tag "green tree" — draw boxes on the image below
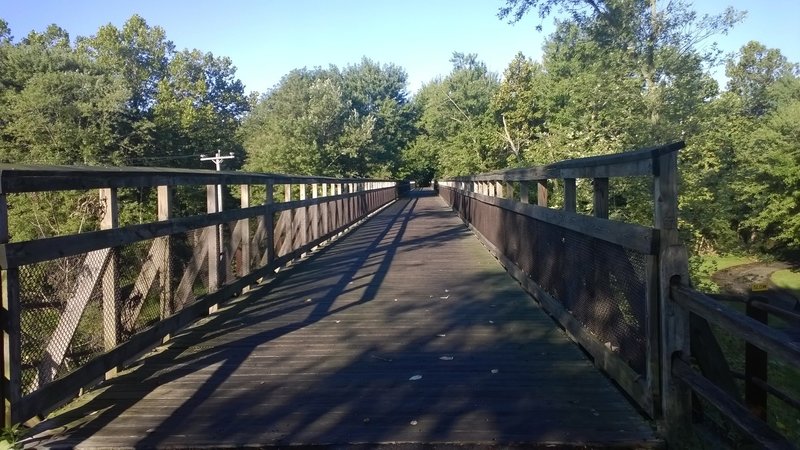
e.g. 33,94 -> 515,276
243,60 -> 415,178
725,40 -> 799,117
491,52 -> 546,164
499,0 -> 741,136
411,52 -> 502,177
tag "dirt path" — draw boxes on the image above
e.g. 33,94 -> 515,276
712,261 -> 790,295
712,261 -> 799,311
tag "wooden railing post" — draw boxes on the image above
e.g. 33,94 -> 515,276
746,294 -> 769,420
284,184 -> 293,254
157,185 -> 173,322
239,185 -> 251,279
519,181 -> 530,204
264,181 -> 275,266
654,151 -> 692,439
593,178 -> 609,219
311,184 -> 319,244
206,184 -> 221,313
537,180 -> 549,207
0,193 -> 21,426
299,183 -> 308,254
564,178 -> 576,213
321,183 -> 329,238
100,188 -> 120,379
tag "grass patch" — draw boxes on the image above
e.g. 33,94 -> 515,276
691,254 -> 756,292
771,269 -> 800,297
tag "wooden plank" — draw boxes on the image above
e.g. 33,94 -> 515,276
440,187 -> 657,255
672,358 -> 793,450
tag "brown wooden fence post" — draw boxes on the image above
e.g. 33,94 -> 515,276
264,181 -> 275,266
321,183 -> 329,238
207,184 -> 221,313
299,183 -> 308,255
0,193 -> 21,426
654,150 -> 692,440
593,178 -> 609,219
239,185 -> 251,280
157,186 -> 174,321
311,183 -> 319,244
519,181 -> 529,204
537,180 -> 549,207
100,188 -> 120,379
746,294 -> 769,420
564,178 -> 577,213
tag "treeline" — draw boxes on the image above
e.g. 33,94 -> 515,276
1,1 -> 799,261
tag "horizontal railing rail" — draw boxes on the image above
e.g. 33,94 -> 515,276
670,285 -> 799,449
0,165 -> 398,426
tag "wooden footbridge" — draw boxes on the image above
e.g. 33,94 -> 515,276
0,143 -> 797,448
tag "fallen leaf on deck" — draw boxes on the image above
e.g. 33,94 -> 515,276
439,356 -> 454,361
409,375 -> 422,381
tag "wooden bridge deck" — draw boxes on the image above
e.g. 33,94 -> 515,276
31,190 -> 660,448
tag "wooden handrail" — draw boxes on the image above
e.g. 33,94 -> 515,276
672,358 -> 794,450
670,284 -> 800,367
0,164 -> 393,194
443,141 -> 684,182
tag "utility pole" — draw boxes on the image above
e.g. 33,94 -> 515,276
200,150 -> 236,212
200,151 -> 235,293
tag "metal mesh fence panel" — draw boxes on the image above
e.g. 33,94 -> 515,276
19,249 -> 108,395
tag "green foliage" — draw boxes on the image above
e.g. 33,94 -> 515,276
0,423 -> 27,449
408,52 -> 503,177
242,58 -> 415,177
0,15 -> 248,241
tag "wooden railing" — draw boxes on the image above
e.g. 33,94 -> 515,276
0,165 -> 397,425
438,142 -> 798,448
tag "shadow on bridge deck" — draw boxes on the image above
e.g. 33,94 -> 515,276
31,190 -> 660,448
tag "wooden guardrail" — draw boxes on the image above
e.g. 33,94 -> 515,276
0,165 -> 397,425
438,142 -> 798,448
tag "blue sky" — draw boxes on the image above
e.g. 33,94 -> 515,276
4,1 -> 799,95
